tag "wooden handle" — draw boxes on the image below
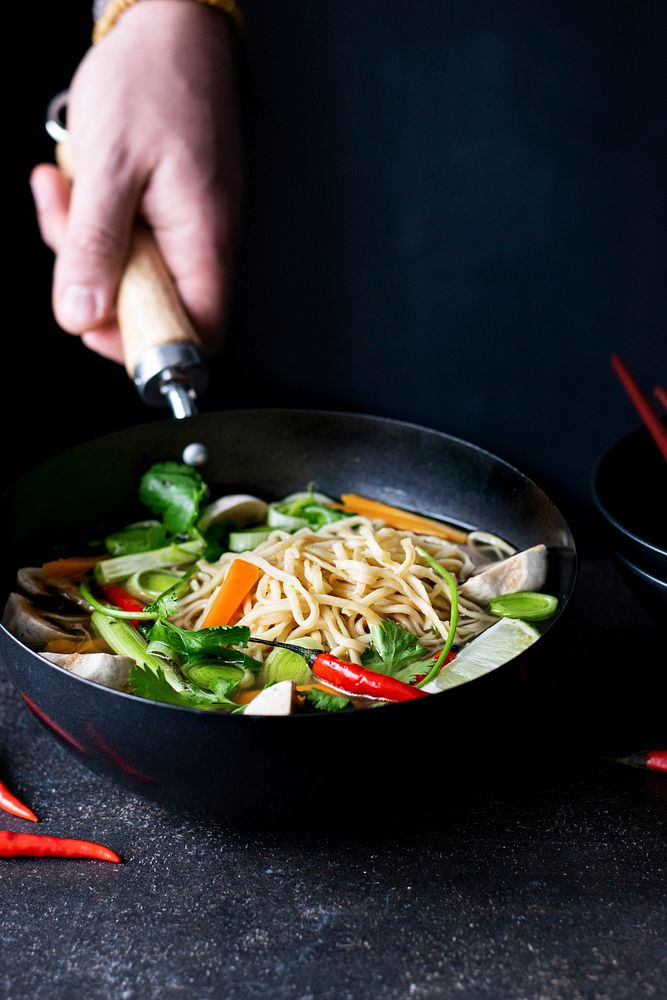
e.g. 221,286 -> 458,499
55,140 -> 202,378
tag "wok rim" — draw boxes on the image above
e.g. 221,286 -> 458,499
0,407 -> 578,722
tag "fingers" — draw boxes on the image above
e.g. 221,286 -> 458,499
81,326 -> 125,364
30,164 -> 71,252
51,155 -> 141,335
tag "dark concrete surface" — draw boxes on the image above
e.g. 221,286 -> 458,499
1,557 -> 665,1000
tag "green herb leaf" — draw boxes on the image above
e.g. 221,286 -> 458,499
105,520 -> 168,556
202,521 -> 232,562
361,619 -> 425,676
147,620 -> 257,672
306,688 -> 350,712
129,665 -> 235,710
144,566 -> 198,619
139,462 -> 206,534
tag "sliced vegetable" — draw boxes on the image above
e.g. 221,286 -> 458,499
262,644 -> 314,686
99,585 -> 146,627
489,591 -> 558,621
337,494 -> 468,544
421,618 -> 540,693
90,611 -> 186,691
414,546 -> 459,688
41,556 -> 103,578
104,520 -> 167,557
229,526 -> 272,552
197,495 -> 268,534
267,504 -> 308,531
94,540 -> 202,585
139,462 -> 206,534
143,566 -> 198,619
124,569 -> 184,602
200,560 -> 260,627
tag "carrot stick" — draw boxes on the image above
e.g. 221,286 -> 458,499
337,494 -> 468,544
200,560 -> 260,628
42,556 -> 104,578
610,355 -> 667,462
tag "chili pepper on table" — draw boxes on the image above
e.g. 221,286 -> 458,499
251,638 -> 429,702
0,779 -> 38,823
99,584 -> 146,627
0,830 -> 121,863
608,749 -> 667,773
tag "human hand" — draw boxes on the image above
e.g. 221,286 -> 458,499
30,0 -> 242,363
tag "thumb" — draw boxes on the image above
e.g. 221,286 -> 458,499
53,159 -> 140,334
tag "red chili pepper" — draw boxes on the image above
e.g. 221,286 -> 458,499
0,780 -> 38,823
311,653 -> 429,702
0,830 -> 121,863
249,637 -> 429,703
100,584 -> 145,627
607,749 -> 667,773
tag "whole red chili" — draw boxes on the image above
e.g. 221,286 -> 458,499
99,584 -> 145,627
251,638 -> 429,702
0,780 -> 38,823
0,830 -> 121,863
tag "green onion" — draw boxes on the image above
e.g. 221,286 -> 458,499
94,540 -> 202,585
124,569 -> 184,602
414,546 -> 459,689
228,526 -> 272,552
489,591 -> 558,621
80,580 -> 157,620
90,612 -> 186,692
267,504 -> 308,531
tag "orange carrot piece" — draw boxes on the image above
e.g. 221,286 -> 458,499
200,560 -> 261,628
337,494 -> 468,544
42,556 -> 104,578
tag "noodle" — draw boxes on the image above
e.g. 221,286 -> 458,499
177,516 -> 495,662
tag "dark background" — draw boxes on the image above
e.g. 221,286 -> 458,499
3,0 -> 665,517
2,4 -> 665,999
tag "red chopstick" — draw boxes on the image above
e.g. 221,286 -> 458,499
610,355 -> 667,462
654,385 -> 667,414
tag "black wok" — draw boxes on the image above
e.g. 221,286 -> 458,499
0,410 -> 577,821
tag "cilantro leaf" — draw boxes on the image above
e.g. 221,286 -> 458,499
361,620 -> 425,676
129,665 -> 235,710
144,566 -> 198,619
147,620 -> 257,671
306,688 -> 350,712
139,462 -> 206,534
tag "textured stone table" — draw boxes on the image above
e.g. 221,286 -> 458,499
1,557 -> 665,1000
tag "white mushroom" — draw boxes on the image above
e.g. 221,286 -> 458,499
197,495 -> 268,534
17,567 -> 91,610
244,680 -> 295,716
42,652 -> 132,691
459,544 -> 548,604
2,593 -> 88,649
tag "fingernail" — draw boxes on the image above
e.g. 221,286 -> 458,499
59,285 -> 101,329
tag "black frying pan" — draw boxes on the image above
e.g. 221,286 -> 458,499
0,409 -> 577,821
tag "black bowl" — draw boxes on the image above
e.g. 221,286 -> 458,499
592,423 -> 667,624
0,411 -> 577,821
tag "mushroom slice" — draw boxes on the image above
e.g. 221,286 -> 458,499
17,567 -> 91,610
459,544 -> 548,604
42,652 -> 133,691
198,495 -> 268,534
2,592 -> 86,650
244,680 -> 295,716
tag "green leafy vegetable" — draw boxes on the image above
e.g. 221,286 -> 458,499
104,520 -> 167,557
201,521 -> 232,562
306,688 -> 350,712
147,619 -> 258,671
139,462 -> 206,534
143,566 -> 198,619
94,540 -> 202,585
299,505 -> 349,529
129,665 -> 236,710
361,619 -> 425,675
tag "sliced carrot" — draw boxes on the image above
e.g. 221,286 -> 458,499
337,494 -> 468,544
200,560 -> 261,628
42,556 -> 104,578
